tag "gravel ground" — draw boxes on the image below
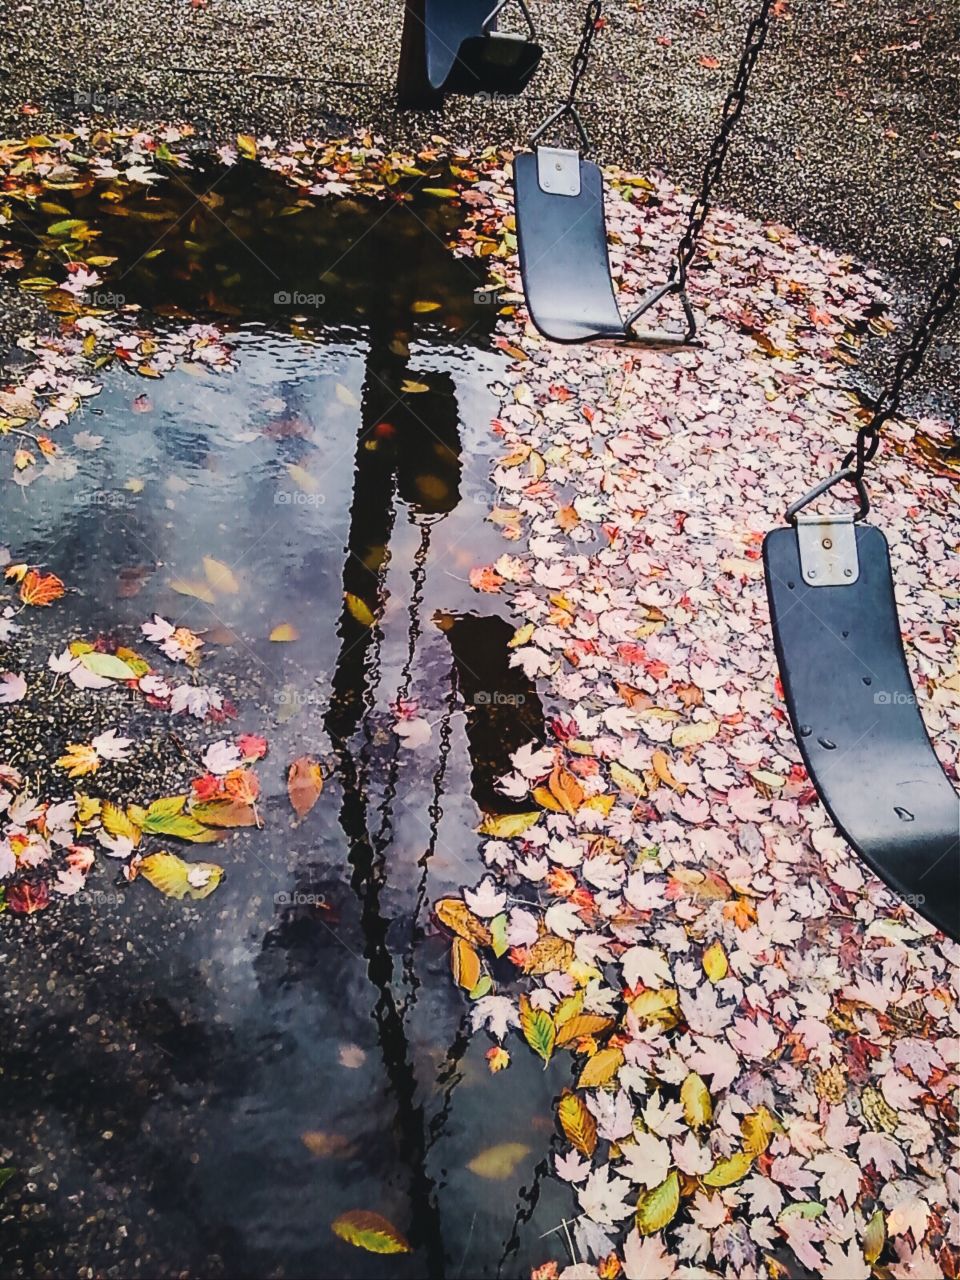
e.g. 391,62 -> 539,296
1,0 -> 958,410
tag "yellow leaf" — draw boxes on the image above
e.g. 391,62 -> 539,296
451,937 -> 482,991
702,940 -> 729,983
56,743 -> 100,778
862,1209 -> 886,1265
331,1210 -> 410,1255
672,719 -> 720,749
344,592 -> 375,627
521,934 -> 574,976
681,1072 -> 712,1129
557,1090 -> 597,1156
420,187 -> 459,199
702,1150 -> 754,1187
169,577 -> 216,605
476,811 -> 540,838
400,378 -> 430,393
741,1105 -> 779,1156
610,761 -> 646,797
203,556 -> 239,595
466,1142 -> 530,1179
636,1171 -> 680,1235
509,623 -> 535,648
411,300 -> 441,313
236,133 -> 257,159
139,851 -> 223,900
101,800 -> 141,845
286,463 -> 320,493
434,898 -> 491,947
269,623 -> 300,642
555,1014 -> 615,1047
576,1047 -> 624,1089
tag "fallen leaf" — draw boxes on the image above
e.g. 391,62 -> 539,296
270,623 -> 300,642
331,1210 -> 410,1255
203,556 -> 239,595
636,1170 -> 680,1235
288,755 -> 323,819
466,1142 -> 530,1179
558,1090 -> 597,1156
139,851 -> 223,900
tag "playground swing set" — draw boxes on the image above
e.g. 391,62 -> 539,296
395,0 -> 960,939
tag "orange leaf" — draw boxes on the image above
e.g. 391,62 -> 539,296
287,755 -> 323,819
548,761 -> 584,814
19,569 -> 65,606
223,767 -> 260,806
451,937 -> 482,990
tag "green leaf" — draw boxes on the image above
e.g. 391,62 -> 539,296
490,912 -> 509,958
466,1142 -> 530,1179
146,795 -> 188,820
518,993 -> 555,1065
47,218 -> 88,237
139,852 -> 223,900
0,1168 -> 14,1193
467,975 -> 493,1000
636,1170 -> 680,1235
79,651 -> 136,680
142,807 -> 220,843
702,1150 -> 754,1187
862,1208 -> 886,1264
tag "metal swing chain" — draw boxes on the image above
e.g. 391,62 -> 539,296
672,0 -> 775,290
842,240 -> 960,478
565,0 -> 604,108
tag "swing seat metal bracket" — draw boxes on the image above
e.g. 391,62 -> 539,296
536,146 -> 581,197
795,514 -> 860,587
624,279 -> 698,347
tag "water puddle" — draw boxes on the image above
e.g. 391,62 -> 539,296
0,162 -> 565,1277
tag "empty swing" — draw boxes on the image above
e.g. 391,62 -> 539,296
513,0 -> 773,346
397,0 -> 542,109
764,244 -> 960,940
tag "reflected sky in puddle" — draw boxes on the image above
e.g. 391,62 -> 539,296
1,172 -> 573,1278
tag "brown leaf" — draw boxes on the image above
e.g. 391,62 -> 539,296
287,755 -> 323,819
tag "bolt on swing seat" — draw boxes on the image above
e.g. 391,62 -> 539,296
764,472 -> 960,939
513,106 -> 696,347
399,0 -> 542,106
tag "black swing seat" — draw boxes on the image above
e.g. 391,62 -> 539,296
513,148 -> 696,347
764,517 -> 960,939
424,0 -> 542,96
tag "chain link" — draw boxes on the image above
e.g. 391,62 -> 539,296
565,0 -> 604,106
843,241 -> 960,476
673,0 -> 774,288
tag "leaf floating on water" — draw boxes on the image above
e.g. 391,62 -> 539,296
203,556 -> 239,595
142,798 -> 221,843
434,898 -> 492,947
301,1131 -> 354,1158
519,993 -> 555,1065
411,299 -> 441,313
287,755 -> 323,819
139,852 -> 223,900
862,1208 -> 886,1265
191,799 -> 259,829
636,1170 -> 680,1235
334,383 -> 358,407
476,811 -> 540,838
19,570 -> 65,607
558,1089 -> 597,1156
331,1210 -> 411,1255
400,378 -> 430,394
286,463 -> 320,493
555,1014 -> 614,1048
269,623 -> 299,642
466,1142 -> 530,1180
344,592 -> 375,627
451,936 -> 482,991
169,577 -> 216,605
236,133 -> 257,159
576,1046 -> 624,1089
609,761 -> 647,797
421,187 -> 459,199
